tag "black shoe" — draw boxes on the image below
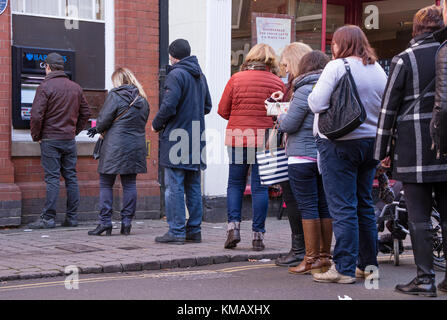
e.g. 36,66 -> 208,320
121,224 -> 132,236
395,277 -> 437,297
439,278 -> 447,293
88,224 -> 112,236
61,219 -> 78,228
275,234 -> 305,267
28,218 -> 56,229
155,232 -> 185,245
224,229 -> 241,249
186,232 -> 202,243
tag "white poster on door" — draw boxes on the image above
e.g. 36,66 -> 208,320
256,17 -> 292,55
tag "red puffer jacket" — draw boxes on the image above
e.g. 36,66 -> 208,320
218,70 -> 286,148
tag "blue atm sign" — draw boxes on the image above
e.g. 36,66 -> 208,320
0,0 -> 7,16
21,49 -> 74,72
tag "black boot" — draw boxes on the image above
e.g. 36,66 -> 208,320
88,224 -> 112,236
275,234 -> 305,267
224,222 -> 241,249
121,224 -> 131,235
395,221 -> 437,297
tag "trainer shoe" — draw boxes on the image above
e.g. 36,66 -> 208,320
313,265 -> 356,284
155,232 -> 185,245
28,218 -> 56,230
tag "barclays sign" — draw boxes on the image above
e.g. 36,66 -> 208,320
0,0 -> 8,16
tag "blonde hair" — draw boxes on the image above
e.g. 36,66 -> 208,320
241,43 -> 280,75
280,42 -> 313,80
112,67 -> 147,100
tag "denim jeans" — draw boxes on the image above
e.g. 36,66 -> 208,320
316,136 -> 379,277
99,174 -> 137,227
288,163 -> 330,220
164,167 -> 203,238
40,140 -> 80,221
227,147 -> 269,233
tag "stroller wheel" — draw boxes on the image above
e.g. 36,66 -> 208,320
393,238 -> 400,266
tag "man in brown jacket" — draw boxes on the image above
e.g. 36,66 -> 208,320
29,53 -> 91,229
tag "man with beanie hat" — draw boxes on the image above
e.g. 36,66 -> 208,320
29,52 -> 91,229
153,39 -> 212,244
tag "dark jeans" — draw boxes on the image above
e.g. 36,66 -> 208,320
227,147 -> 269,233
280,181 -> 303,235
403,182 -> 447,279
316,136 -> 379,277
288,163 -> 330,220
164,167 -> 203,238
40,140 -> 79,221
99,174 -> 137,227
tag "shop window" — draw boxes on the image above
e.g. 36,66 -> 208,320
11,0 -> 105,21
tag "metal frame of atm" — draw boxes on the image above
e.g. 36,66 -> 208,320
12,45 -> 76,129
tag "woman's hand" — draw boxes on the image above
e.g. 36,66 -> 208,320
381,156 -> 391,169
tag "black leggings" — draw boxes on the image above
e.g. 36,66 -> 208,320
402,182 -> 447,224
281,181 -> 303,235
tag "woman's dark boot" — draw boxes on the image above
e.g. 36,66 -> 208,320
319,218 -> 333,272
395,221 -> 437,297
88,224 -> 112,236
439,221 -> 447,293
121,224 -> 132,236
275,234 -> 305,267
252,232 -> 265,251
224,222 -> 241,249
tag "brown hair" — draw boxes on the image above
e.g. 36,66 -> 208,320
413,5 -> 443,38
298,51 -> 330,76
280,42 -> 313,80
112,67 -> 147,100
240,43 -> 280,75
332,25 -> 377,65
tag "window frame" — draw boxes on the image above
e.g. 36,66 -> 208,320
11,0 -> 105,23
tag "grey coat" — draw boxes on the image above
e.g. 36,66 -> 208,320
96,85 -> 150,175
278,71 -> 322,159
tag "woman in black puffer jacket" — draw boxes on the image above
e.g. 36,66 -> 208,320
88,68 -> 150,236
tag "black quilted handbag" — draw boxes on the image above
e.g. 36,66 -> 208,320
318,59 -> 366,140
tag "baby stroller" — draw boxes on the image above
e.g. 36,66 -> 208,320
375,170 -> 445,270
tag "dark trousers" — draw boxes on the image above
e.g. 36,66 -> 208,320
227,147 -> 269,233
40,140 -> 80,221
402,182 -> 447,280
316,136 -> 379,277
280,181 -> 303,235
288,163 -> 330,220
99,174 -> 137,227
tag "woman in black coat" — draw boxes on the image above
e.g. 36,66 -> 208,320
375,5 -> 447,297
88,68 -> 150,236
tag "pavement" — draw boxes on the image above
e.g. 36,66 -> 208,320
0,217 -> 415,283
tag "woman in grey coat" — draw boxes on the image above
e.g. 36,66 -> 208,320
87,68 -> 150,236
276,51 -> 332,276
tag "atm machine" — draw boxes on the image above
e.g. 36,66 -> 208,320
12,46 -> 76,129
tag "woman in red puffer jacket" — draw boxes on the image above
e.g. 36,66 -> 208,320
218,43 -> 286,251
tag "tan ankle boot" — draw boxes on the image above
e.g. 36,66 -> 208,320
289,219 -> 322,275
319,218 -> 333,272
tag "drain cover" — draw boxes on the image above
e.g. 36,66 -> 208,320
55,244 -> 103,253
118,246 -> 142,251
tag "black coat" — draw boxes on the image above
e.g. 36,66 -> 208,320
433,27 -> 447,157
152,56 -> 212,171
96,85 -> 150,175
375,33 -> 447,183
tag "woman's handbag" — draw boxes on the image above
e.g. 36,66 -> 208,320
265,91 -> 290,116
256,122 -> 288,186
318,59 -> 366,140
93,95 -> 140,160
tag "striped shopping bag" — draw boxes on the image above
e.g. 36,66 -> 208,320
256,148 -> 289,186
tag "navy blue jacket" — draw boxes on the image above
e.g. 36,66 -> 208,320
152,56 -> 212,171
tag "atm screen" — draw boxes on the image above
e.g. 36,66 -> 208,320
20,75 -> 44,121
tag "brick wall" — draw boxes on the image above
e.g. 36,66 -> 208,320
0,2 -> 161,227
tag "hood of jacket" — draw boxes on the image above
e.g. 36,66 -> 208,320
45,70 -> 68,81
409,32 -> 436,48
168,55 -> 202,79
111,84 -> 142,108
293,70 -> 323,91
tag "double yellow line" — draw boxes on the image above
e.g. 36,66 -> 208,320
0,263 -> 277,292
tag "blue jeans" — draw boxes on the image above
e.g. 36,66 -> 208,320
99,174 -> 137,227
40,140 -> 80,221
288,163 -> 330,220
227,147 -> 269,233
316,136 -> 379,277
164,167 -> 203,238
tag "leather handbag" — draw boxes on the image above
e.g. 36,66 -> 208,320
93,95 -> 140,160
318,59 -> 366,140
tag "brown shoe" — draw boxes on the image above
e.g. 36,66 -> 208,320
252,232 -> 265,251
319,218 -> 333,272
224,222 -> 241,249
289,219 -> 322,275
